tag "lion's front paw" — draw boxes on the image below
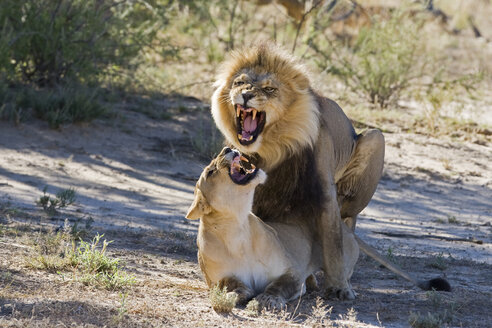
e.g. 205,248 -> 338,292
256,293 -> 287,311
325,286 -> 356,300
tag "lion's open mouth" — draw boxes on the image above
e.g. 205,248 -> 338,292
229,152 -> 257,185
235,104 -> 266,145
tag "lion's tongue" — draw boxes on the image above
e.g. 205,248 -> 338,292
243,115 -> 257,133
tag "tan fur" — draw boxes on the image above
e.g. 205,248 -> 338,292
187,148 -> 360,309
212,43 -> 319,171
211,42 -> 386,300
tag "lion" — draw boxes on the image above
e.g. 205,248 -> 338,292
210,42 -> 450,299
186,148 -> 450,310
211,42 -> 382,299
186,147 -> 359,309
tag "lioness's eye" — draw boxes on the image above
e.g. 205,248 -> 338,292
264,87 -> 276,93
234,80 -> 244,86
206,169 -> 215,178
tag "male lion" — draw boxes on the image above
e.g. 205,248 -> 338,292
211,42 -> 452,299
186,147 -> 359,309
211,42 -> 384,300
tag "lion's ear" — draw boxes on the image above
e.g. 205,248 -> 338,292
185,189 -> 211,220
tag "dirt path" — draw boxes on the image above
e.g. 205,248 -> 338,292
0,104 -> 490,327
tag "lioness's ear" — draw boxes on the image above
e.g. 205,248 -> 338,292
185,189 -> 211,220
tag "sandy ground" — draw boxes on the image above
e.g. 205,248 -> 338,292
0,99 -> 491,327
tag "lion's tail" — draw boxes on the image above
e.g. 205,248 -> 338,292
354,234 -> 452,292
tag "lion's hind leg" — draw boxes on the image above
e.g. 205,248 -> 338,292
338,129 -> 385,231
256,272 -> 303,310
305,274 -> 318,291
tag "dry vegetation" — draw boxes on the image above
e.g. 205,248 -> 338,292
1,0 -> 491,327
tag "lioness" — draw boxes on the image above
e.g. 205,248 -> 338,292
211,42 -> 384,299
186,147 -> 359,309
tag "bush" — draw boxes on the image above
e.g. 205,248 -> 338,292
0,0 -> 155,86
0,83 -> 107,127
0,0 -> 170,126
309,9 -> 425,108
30,84 -> 108,128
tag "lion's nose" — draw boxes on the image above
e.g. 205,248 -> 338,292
241,92 -> 254,106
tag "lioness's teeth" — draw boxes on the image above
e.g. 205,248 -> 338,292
250,163 -> 256,170
248,136 -> 253,141
252,109 -> 257,120
236,106 -> 240,117
238,134 -> 242,139
240,156 -> 249,162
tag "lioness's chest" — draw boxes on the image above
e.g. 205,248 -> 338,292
199,235 -> 288,292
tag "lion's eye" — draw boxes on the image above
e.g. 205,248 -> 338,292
234,80 -> 244,86
263,87 -> 276,93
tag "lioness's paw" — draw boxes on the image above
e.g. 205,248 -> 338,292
232,288 -> 253,305
256,293 -> 286,311
325,287 -> 356,300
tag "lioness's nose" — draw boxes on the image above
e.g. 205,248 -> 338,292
242,92 -> 254,106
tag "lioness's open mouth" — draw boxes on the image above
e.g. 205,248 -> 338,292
235,104 -> 266,145
229,151 -> 257,185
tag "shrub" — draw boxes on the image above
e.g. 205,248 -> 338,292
30,84 -> 108,128
0,0 -> 170,126
37,187 -> 77,215
309,9 -> 425,108
0,0 -> 155,86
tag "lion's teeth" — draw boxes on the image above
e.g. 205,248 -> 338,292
236,106 -> 240,117
248,136 -> 253,141
250,163 -> 256,170
237,134 -> 242,139
240,156 -> 249,162
252,109 -> 257,120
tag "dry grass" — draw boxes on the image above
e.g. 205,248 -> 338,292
209,285 -> 237,313
408,312 -> 443,328
0,2 -> 491,324
0,201 -> 490,327
25,228 -> 135,291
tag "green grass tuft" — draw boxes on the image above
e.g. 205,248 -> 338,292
28,232 -> 135,290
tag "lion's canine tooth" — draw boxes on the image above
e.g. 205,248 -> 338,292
248,136 -> 253,141
236,106 -> 240,117
240,156 -> 249,162
237,134 -> 242,139
252,109 -> 257,120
